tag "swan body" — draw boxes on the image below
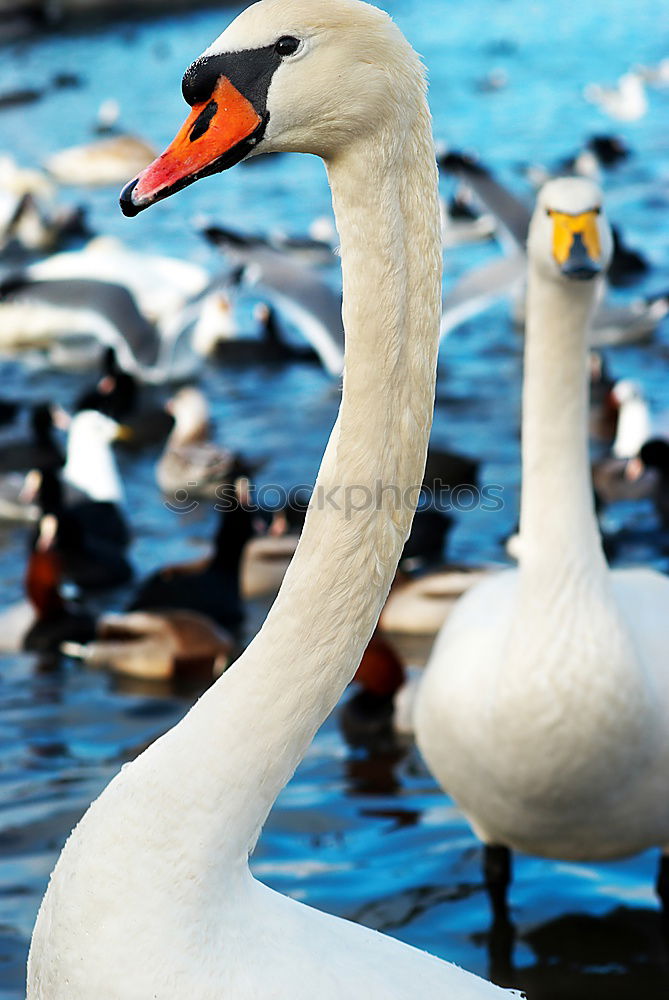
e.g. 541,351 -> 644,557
416,178 -> 669,867
28,3 -> 514,998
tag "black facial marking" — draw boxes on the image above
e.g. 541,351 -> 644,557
190,100 -> 218,142
182,44 -> 282,114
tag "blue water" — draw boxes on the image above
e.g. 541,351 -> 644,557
2,1 -> 669,996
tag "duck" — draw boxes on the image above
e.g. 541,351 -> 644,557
339,630 -> 412,748
0,402 -> 63,474
28,4 -> 514,997
74,346 -> 174,446
62,609 -> 234,682
129,482 -> 255,635
240,487 -> 309,600
415,177 -> 669,924
591,380 -> 659,507
0,514 -> 95,654
637,438 -> 669,527
156,386 -> 254,501
33,411 -> 133,590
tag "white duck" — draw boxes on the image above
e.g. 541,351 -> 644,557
415,177 -> 669,920
27,3 -> 515,998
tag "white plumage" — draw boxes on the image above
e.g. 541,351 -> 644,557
416,178 -> 669,873
27,2 -> 515,998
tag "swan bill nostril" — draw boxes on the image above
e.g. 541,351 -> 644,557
118,77 -> 266,217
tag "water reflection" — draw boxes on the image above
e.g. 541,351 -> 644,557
484,906 -> 669,998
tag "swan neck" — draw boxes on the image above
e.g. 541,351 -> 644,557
134,107 -> 442,867
519,267 -> 606,577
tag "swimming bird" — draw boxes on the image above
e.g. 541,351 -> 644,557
638,439 -> 669,527
156,386 -> 255,500
0,514 -> 95,654
340,630 -> 411,748
0,403 -> 62,474
202,220 -> 346,375
28,4 -> 515,998
74,346 -> 174,446
129,482 -> 255,635
32,413 -> 134,590
62,609 -> 234,682
415,177 -> 669,923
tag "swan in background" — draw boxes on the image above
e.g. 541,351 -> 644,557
25,236 -> 208,327
415,178 -> 669,923
28,2 -> 515,997
46,133 -> 158,186
438,150 -> 667,343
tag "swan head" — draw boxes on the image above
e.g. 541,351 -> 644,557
528,177 -> 613,284
120,0 -> 423,216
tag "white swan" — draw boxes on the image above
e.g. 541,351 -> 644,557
27,2 -> 515,998
415,177 -> 669,918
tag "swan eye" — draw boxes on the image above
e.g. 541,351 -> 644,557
275,36 -> 301,57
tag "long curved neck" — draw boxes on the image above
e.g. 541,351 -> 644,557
519,266 -> 606,582
131,109 -> 441,867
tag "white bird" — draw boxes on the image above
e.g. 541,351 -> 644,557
415,177 -> 669,921
46,133 -> 159,187
584,71 -> 648,122
27,3 -> 516,998
438,151 -> 668,345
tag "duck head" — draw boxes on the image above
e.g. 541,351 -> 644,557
120,0 -> 421,216
528,177 -> 613,284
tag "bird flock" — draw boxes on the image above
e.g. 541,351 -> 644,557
1,0 -> 669,997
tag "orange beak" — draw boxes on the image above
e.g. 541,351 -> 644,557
120,76 -> 265,216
